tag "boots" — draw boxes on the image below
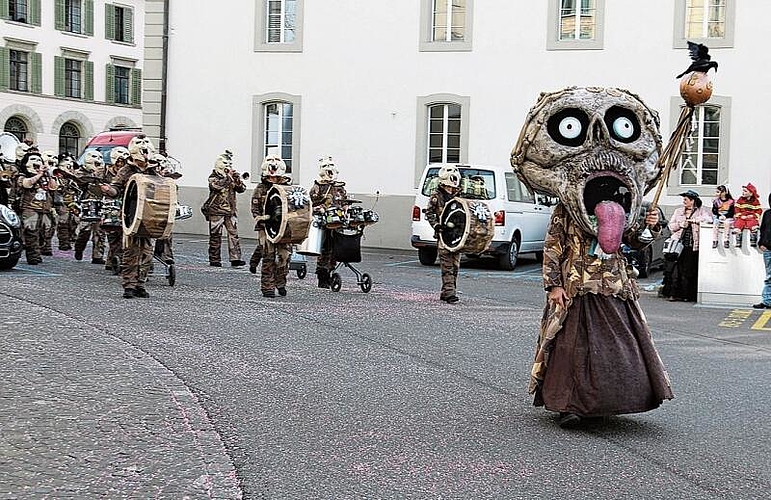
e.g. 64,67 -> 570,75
735,232 -> 743,248
750,231 -> 759,247
316,269 -> 330,289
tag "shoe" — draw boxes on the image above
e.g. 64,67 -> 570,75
74,249 -> 83,260
104,265 -> 113,271
59,245 -> 71,251
91,258 -> 106,265
134,287 -> 150,298
249,265 -> 257,274
231,260 -> 246,267
752,303 -> 770,309
27,259 -> 41,265
210,262 -> 222,267
316,270 -> 331,288
558,412 -> 582,429
445,295 -> 460,304
123,288 -> 135,299
41,250 -> 53,256
724,241 -> 730,249
262,290 -> 275,298
277,287 -> 287,297
712,241 -> 718,249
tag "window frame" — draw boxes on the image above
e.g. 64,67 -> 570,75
419,0 -> 474,52
673,0 -> 735,49
4,116 -> 28,142
64,0 -> 83,34
546,0 -> 606,51
58,121 -> 81,156
113,65 -> 130,104
64,57 -> 82,98
254,0 -> 304,53
252,92 -> 302,180
9,49 -> 29,92
415,93 -> 470,187
668,95 -> 731,197
9,0 -> 28,23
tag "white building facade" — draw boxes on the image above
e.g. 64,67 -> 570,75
147,0 -> 771,249
1,0 -> 144,156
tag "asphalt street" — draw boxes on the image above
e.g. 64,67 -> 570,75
1,234 -> 770,499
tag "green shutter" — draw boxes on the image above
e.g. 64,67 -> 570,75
0,48 -> 9,91
30,0 -> 41,25
125,8 -> 134,43
84,60 -> 93,100
54,56 -> 64,96
105,4 -> 115,40
84,0 -> 94,36
30,52 -> 42,94
55,0 -> 65,30
105,63 -> 115,103
131,68 -> 141,105
0,1 -> 8,20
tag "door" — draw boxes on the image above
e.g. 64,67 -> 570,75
504,172 -> 551,252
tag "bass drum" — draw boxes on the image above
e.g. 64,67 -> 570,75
264,184 -> 312,244
122,173 -> 178,238
438,197 -> 495,253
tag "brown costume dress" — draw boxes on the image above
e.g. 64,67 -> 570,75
531,204 -> 673,416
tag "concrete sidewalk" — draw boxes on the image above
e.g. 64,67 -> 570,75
0,295 -> 242,499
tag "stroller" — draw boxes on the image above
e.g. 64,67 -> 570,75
328,227 -> 373,293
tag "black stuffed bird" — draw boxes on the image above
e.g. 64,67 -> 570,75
676,41 -> 719,78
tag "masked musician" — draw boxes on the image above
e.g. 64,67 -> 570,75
73,151 -> 107,264
101,146 -> 130,271
38,151 -> 60,256
152,152 -> 176,265
100,134 -> 157,298
424,165 -> 463,304
16,150 -> 59,264
203,150 -> 246,267
308,156 -> 348,288
52,154 -> 82,251
250,155 -> 292,298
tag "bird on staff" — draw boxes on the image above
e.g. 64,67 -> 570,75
676,41 -> 719,78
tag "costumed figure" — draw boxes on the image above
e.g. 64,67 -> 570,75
51,154 -> 81,251
308,156 -> 348,288
250,155 -> 292,298
153,152 -> 177,265
102,146 -> 130,271
424,165 -> 463,303
510,87 -> 674,428
73,150 -> 107,264
732,183 -> 762,247
100,134 -> 158,298
38,151 -> 60,256
710,185 -> 734,249
202,150 -> 246,267
16,150 -> 58,264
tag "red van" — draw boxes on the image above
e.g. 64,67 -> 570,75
77,128 -> 142,165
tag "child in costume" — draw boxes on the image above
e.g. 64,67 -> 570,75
710,185 -> 734,249
733,183 -> 762,247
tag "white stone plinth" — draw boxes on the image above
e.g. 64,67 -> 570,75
698,223 -> 765,307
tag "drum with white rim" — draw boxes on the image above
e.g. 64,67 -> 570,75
438,197 -> 495,253
264,184 -> 312,244
122,173 -> 177,238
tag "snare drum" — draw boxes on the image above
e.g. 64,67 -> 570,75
324,207 -> 346,229
347,206 -> 366,225
99,199 -> 122,231
80,199 -> 102,223
175,204 -> 193,220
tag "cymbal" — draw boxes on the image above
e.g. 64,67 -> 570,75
340,199 -> 362,204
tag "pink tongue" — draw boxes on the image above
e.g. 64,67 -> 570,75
594,201 -> 626,254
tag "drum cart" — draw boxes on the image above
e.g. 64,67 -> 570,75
152,254 -> 176,286
289,248 -> 308,279
328,228 -> 373,293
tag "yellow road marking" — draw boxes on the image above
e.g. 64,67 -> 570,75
751,310 -> 771,331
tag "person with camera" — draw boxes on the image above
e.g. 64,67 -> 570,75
424,165 -> 463,304
202,150 -> 246,268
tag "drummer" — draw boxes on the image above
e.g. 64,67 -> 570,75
73,151 -> 107,264
308,156 -> 348,288
424,165 -> 463,304
102,146 -> 130,272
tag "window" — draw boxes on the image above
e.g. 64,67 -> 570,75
4,116 -> 28,142
428,104 -> 461,164
547,0 -> 605,50
65,0 -> 82,33
105,4 -> 134,43
673,0 -> 734,48
58,122 -> 80,156
114,66 -> 129,103
505,172 -> 535,204
64,58 -> 81,98
415,94 -> 469,185
9,0 -> 27,22
9,49 -> 28,92
57,0 -> 93,36
105,63 -> 140,105
670,95 -> 731,194
420,0 -> 473,52
255,0 -> 303,52
4,0 -> 39,24
264,102 -> 294,172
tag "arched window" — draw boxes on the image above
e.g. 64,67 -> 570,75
4,116 -> 28,142
59,122 -> 81,156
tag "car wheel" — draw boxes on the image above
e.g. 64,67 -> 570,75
498,236 -> 520,271
637,247 -> 652,278
0,256 -> 20,270
418,247 -> 437,266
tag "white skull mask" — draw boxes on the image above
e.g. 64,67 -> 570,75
41,150 -> 58,169
110,146 -> 130,166
317,156 -> 338,183
15,143 -> 30,162
214,153 -> 232,175
23,153 -> 43,175
57,155 -> 75,172
261,155 -> 287,178
510,87 -> 663,237
83,151 -> 103,172
437,165 -> 461,189
128,135 -> 156,165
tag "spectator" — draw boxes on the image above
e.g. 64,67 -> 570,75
754,193 -> 771,309
710,185 -> 734,249
733,183 -> 762,247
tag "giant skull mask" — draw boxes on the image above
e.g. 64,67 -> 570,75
128,134 -> 156,167
82,151 -> 103,172
511,87 -> 663,240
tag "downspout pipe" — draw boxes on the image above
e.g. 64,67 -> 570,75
159,0 -> 170,153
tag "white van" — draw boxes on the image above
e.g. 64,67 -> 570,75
410,163 -> 555,270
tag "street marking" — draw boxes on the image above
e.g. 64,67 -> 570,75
751,310 -> 771,331
13,266 -> 62,277
718,309 -> 753,328
385,259 -> 420,267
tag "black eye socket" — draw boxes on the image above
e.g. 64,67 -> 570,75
604,106 -> 641,143
547,108 -> 590,147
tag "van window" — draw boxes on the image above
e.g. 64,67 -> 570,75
421,167 -> 495,200
505,172 -> 535,203
77,146 -> 117,166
